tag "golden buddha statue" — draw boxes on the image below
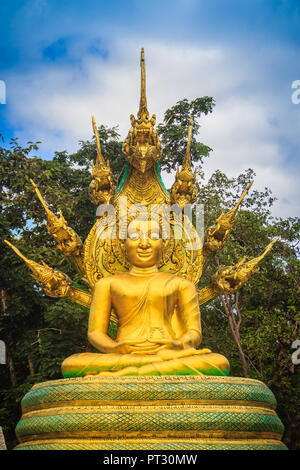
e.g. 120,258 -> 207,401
62,218 -> 230,378
6,49 -> 287,452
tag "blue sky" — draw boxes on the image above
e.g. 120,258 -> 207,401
0,0 -> 300,217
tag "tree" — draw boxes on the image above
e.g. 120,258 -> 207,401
157,97 -> 214,172
197,169 -> 300,449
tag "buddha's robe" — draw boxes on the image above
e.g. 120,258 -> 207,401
62,272 -> 230,377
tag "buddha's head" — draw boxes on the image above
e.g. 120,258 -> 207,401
124,219 -> 163,268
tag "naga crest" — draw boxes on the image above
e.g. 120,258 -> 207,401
122,48 -> 161,173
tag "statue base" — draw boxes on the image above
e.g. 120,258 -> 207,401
15,375 -> 287,450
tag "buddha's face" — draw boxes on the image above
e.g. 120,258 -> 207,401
125,220 -> 163,268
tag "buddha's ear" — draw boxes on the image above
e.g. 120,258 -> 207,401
159,239 -> 167,265
159,237 -> 166,250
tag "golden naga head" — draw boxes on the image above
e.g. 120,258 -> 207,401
30,179 -> 82,257
89,115 -> 116,205
211,237 -> 280,294
4,240 -> 72,298
122,48 -> 161,173
204,180 -> 254,254
89,159 -> 115,205
170,116 -> 197,209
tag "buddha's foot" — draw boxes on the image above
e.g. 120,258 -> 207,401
62,348 -> 230,378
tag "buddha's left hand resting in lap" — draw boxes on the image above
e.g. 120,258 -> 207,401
62,220 -> 230,377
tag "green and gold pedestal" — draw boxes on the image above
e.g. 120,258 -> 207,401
15,376 -> 287,450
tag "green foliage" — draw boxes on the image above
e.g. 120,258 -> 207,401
0,97 -> 299,450
157,97 -> 214,172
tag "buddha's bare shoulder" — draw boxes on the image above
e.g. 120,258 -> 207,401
154,271 -> 197,288
94,276 -> 111,288
94,271 -> 133,286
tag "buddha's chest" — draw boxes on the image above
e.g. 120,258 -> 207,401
110,277 -> 178,309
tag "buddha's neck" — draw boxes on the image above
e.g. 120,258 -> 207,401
129,265 -> 159,277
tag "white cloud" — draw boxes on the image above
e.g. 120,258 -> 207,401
5,38 -> 300,218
